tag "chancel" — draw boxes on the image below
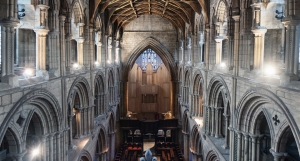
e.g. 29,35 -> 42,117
0,0 -> 299,161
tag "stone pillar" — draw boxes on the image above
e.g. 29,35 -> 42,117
252,29 -> 267,71
243,133 -> 249,161
251,3 -> 267,72
215,36 -> 224,65
205,25 -> 210,69
95,31 -> 102,67
183,133 -> 189,161
281,20 -> 300,83
76,109 -> 82,138
41,136 -> 47,161
187,37 -> 192,64
107,36 -> 112,64
237,132 -> 242,161
48,10 -> 60,76
48,134 -> 54,161
0,21 -> 19,87
179,40 -> 184,64
115,40 -> 120,64
59,15 -> 66,76
206,106 -> 211,135
109,132 -> 115,161
56,133 -> 61,161
211,107 -> 215,136
87,107 -> 91,134
215,108 -> 220,138
256,137 -> 261,161
223,114 -> 230,148
76,23 -> 85,69
68,114 -> 73,148
34,5 -> 50,80
172,81 -> 180,118
251,135 -> 257,161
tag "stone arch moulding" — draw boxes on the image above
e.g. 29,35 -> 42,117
207,76 -> 231,108
123,37 -> 176,81
108,110 -> 116,134
182,109 -> 190,134
206,150 -> 219,161
236,87 -> 300,154
78,149 -> 93,161
0,89 -> 62,147
67,76 -> 92,109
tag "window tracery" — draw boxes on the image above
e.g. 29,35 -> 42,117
135,48 -> 162,72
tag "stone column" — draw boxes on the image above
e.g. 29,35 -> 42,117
251,3 -> 267,72
59,15 -> 66,76
211,107 -> 215,136
223,114 -> 230,148
76,23 -> 84,69
107,36 -> 112,64
183,133 -> 189,161
109,132 -> 115,161
56,133 -> 61,161
236,131 -> 242,161
0,21 -> 19,87
243,133 -> 249,161
115,40 -> 120,64
179,40 -> 184,64
215,36 -> 224,65
41,136 -> 47,161
215,108 -> 220,138
34,5 -> 50,80
48,10 -> 60,76
68,114 -> 73,148
281,20 -> 300,83
252,29 -> 267,71
48,134 -> 54,161
87,107 -> 91,134
250,135 -> 257,161
205,25 -> 210,69
187,37 -> 192,64
76,109 -> 82,138
95,31 -> 102,67
206,106 -> 211,135
172,81 -> 180,117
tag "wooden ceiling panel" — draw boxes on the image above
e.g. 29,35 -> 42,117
95,0 -> 204,30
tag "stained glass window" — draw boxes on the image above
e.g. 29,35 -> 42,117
135,48 -> 162,72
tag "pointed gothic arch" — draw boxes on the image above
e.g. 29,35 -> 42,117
123,37 -> 176,81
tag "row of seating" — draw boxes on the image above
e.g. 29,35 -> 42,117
115,143 -> 143,161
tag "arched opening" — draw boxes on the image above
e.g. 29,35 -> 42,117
108,71 -> 114,105
214,1 -> 228,66
95,129 -> 107,161
192,74 -> 204,116
183,71 -> 190,105
70,40 -> 78,64
24,113 -> 44,160
0,128 -> 19,160
278,126 -> 300,161
214,92 -> 224,138
95,73 -> 105,116
127,48 -> 172,119
206,150 -> 219,161
80,156 -> 89,161
255,112 -> 274,161
108,113 -> 116,161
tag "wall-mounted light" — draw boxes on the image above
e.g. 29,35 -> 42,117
264,65 -> 276,76
94,61 -> 100,67
32,147 -> 40,157
220,62 -> 226,68
23,68 -> 34,78
73,63 -> 79,69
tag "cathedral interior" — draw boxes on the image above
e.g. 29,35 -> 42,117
0,0 -> 300,161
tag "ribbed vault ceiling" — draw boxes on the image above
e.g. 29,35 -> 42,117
92,0 -> 205,30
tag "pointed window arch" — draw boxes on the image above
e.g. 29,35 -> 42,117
135,48 -> 163,72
